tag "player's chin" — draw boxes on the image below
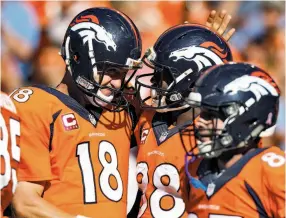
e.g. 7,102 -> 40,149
95,94 -> 115,107
86,94 -> 114,108
197,140 -> 212,152
94,98 -> 112,107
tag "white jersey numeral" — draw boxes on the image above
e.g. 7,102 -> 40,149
189,213 -> 242,218
76,142 -> 97,203
12,89 -> 33,103
137,162 -> 185,218
98,141 -> 123,201
76,141 -> 123,204
0,114 -> 20,191
261,152 -> 285,167
137,162 -> 149,217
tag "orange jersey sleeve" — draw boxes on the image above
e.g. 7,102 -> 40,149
10,87 -> 53,181
0,92 -> 20,214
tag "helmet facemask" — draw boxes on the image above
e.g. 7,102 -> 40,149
181,62 -> 280,189
194,106 -> 236,158
181,100 -> 276,160
135,48 -> 199,112
61,28 -> 142,112
181,105 -> 231,158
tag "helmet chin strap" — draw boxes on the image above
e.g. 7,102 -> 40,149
150,68 -> 194,113
197,140 -> 218,158
96,89 -> 114,102
85,89 -> 114,107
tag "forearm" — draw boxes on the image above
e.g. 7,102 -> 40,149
13,195 -> 76,218
12,181 -> 80,218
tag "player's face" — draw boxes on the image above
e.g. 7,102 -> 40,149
149,69 -> 172,109
92,68 -> 128,106
195,110 -> 224,144
95,69 -> 126,95
150,77 -> 168,108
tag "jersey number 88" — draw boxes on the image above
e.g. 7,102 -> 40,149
137,162 -> 185,218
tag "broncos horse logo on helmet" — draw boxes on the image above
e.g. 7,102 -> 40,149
223,74 -> 279,102
135,24 -> 232,112
61,8 -> 142,111
70,19 -> 117,52
169,45 -> 224,72
181,62 -> 280,160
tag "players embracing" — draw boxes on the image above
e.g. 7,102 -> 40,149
134,21 -> 233,218
133,8 -> 284,218
1,5 -> 284,218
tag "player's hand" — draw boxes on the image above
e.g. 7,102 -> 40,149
56,83 -> 69,95
205,10 -> 236,41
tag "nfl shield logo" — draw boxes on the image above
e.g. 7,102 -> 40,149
159,131 -> 168,142
89,114 -> 97,126
206,183 -> 216,197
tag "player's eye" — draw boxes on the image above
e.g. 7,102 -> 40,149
107,68 -> 128,80
106,68 -> 119,77
200,111 -> 213,121
150,76 -> 157,85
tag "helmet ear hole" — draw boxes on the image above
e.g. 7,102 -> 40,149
69,30 -> 81,49
73,53 -> 80,64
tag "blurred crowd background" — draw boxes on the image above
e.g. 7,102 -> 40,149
1,1 -> 285,148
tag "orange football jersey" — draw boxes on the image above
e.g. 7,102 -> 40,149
135,110 -> 194,218
0,92 -> 20,215
10,85 -> 134,217
185,146 -> 285,218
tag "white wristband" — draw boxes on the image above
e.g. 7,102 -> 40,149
76,216 -> 89,218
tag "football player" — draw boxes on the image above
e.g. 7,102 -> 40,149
0,92 -> 20,216
11,8 -> 142,218
134,18 -> 234,218
181,62 -> 285,217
